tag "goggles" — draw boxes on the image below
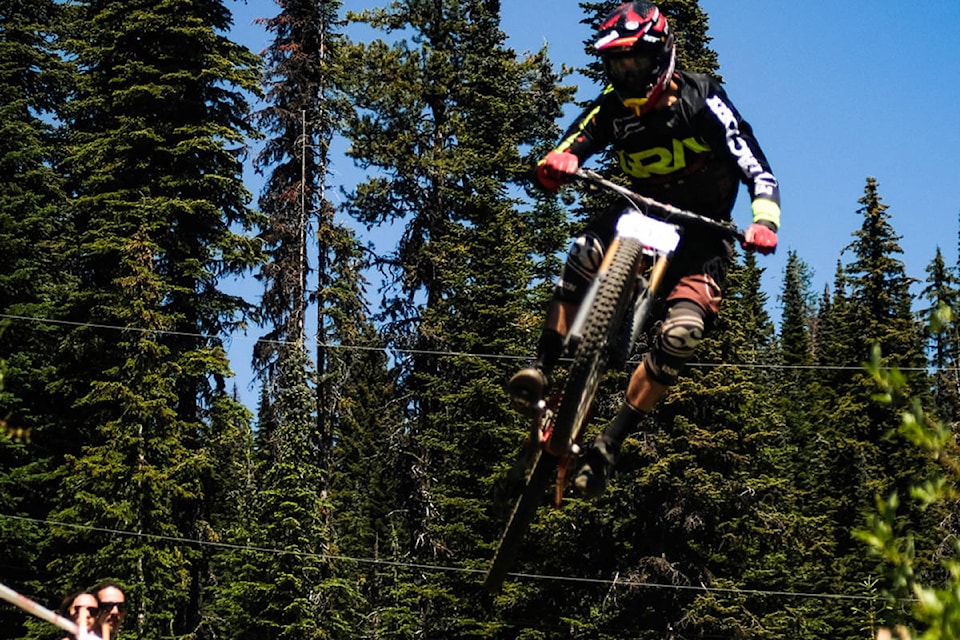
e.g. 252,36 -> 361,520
602,51 -> 659,91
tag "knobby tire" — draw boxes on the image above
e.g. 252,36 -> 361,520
549,238 -> 645,455
483,449 -> 559,592
484,238 -> 644,593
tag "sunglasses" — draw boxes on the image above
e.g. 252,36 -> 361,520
100,601 -> 126,613
71,605 -> 99,616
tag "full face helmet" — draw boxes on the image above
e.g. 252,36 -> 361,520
595,1 -> 676,116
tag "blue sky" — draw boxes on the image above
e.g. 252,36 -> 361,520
226,0 -> 960,401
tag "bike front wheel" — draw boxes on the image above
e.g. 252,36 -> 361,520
549,237 -> 645,456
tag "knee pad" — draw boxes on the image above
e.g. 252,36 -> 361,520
645,301 -> 706,385
554,231 -> 606,303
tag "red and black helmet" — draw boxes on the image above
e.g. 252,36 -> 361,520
595,1 -> 676,116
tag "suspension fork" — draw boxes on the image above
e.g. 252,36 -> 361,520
548,240 -> 670,354
564,237 -> 626,348
647,253 -> 669,294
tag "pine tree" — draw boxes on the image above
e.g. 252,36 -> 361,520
337,0 -> 570,634
251,0 -> 353,450
0,0 -> 77,629
812,178 -> 941,632
780,250 -> 814,368
921,247 -> 960,424
230,2 -> 368,634
0,0 -> 71,314
777,252 -> 830,500
772,251 -> 851,628
840,178 -> 927,464
844,178 -> 924,374
815,261 -> 857,376
252,345 -> 361,639
194,393 -> 256,638
44,0 -> 264,635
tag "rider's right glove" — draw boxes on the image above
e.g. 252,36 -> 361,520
742,221 -> 778,255
535,150 -> 579,192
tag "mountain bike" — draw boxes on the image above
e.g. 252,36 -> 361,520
483,168 -> 745,592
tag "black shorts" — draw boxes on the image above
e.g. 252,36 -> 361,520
555,204 -> 734,320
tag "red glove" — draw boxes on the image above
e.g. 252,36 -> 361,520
742,222 -> 778,255
535,150 -> 579,191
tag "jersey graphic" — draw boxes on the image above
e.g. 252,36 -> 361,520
616,137 -> 711,179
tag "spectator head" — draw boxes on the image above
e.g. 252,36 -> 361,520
58,591 -> 99,637
93,581 -> 126,634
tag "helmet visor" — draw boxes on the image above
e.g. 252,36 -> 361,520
603,51 -> 659,93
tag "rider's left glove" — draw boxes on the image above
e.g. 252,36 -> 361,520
742,221 -> 778,255
535,151 -> 579,192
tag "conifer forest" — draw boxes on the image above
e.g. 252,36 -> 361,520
3,1 -> 960,638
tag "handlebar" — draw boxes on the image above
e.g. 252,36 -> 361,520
573,169 -> 745,243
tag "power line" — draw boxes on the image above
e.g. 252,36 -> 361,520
0,312 -> 945,373
0,513 -> 906,605
0,311 -> 929,613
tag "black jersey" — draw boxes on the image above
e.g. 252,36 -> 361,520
553,70 -> 780,224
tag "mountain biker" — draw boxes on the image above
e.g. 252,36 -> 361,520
509,1 -> 780,497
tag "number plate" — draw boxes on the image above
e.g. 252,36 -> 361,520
616,210 -> 681,253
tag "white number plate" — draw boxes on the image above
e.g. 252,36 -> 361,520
616,210 -> 681,253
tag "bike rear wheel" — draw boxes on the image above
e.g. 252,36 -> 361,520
549,237 -> 645,455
